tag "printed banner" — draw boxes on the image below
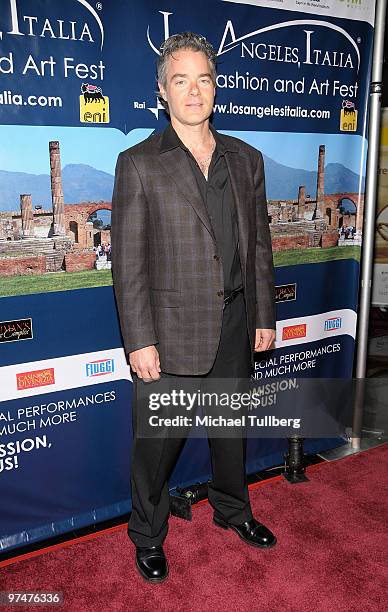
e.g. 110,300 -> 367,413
372,108 -> 388,305
0,0 -> 375,552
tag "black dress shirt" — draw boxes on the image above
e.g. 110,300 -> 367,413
161,124 -> 243,296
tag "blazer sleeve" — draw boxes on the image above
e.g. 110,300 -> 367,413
111,151 -> 158,355
253,150 -> 276,330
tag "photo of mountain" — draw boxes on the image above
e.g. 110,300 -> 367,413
0,157 -> 365,211
0,165 -> 114,211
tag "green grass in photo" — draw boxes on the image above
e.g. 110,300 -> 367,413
273,245 -> 361,267
0,246 -> 361,298
0,269 -> 113,297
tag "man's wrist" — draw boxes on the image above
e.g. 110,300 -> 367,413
125,339 -> 158,356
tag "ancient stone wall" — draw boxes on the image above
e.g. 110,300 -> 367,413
64,252 -> 96,272
321,230 -> 340,248
271,234 -> 311,251
0,256 -> 46,276
64,202 -> 112,248
0,210 -> 52,240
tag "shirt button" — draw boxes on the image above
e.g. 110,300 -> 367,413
217,290 -> 224,297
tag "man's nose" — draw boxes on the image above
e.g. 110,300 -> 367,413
189,83 -> 199,95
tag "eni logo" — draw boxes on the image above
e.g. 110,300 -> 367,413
340,99 -> 357,132
80,83 -> 109,124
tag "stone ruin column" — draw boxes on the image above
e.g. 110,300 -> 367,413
20,194 -> 34,238
356,195 -> 364,235
297,185 -> 306,220
49,141 -> 66,236
315,145 -> 325,219
85,221 -> 94,249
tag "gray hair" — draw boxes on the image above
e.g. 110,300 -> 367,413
157,32 -> 217,89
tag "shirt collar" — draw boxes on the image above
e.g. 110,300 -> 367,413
159,122 -> 238,154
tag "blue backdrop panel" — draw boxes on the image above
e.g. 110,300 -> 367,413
0,259 -> 358,551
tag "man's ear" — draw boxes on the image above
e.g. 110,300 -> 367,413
158,82 -> 167,102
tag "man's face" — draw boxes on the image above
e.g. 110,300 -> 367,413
158,48 -> 216,127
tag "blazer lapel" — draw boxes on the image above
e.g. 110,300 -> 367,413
158,147 -> 215,241
224,151 -> 249,267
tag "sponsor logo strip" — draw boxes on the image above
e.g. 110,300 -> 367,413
0,348 -> 131,402
0,311 -> 355,401
276,309 -> 356,349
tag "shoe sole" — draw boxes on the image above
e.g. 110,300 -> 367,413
135,557 -> 169,583
213,517 -> 277,549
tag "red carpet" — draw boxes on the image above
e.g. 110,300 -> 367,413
1,445 -> 388,612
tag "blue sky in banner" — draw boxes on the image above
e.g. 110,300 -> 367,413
0,125 -> 366,177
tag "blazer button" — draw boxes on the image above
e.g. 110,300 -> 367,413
217,290 -> 224,297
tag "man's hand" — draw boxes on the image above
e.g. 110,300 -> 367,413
255,328 -> 276,352
129,345 -> 161,382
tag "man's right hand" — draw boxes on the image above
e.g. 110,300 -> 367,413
129,346 -> 161,382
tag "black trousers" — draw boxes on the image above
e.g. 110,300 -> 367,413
128,292 -> 253,547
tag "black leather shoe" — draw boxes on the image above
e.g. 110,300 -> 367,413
213,514 -> 277,548
135,546 -> 169,583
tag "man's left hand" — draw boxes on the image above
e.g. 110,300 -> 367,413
255,328 -> 276,352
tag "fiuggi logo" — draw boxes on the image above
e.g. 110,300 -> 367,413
282,324 -> 307,341
16,368 -> 55,390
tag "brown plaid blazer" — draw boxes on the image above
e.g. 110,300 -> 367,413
111,125 -> 275,375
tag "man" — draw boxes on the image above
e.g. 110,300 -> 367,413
111,32 -> 276,583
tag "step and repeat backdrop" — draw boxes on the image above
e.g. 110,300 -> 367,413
0,0 -> 376,551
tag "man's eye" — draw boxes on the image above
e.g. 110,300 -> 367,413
175,80 -> 185,86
